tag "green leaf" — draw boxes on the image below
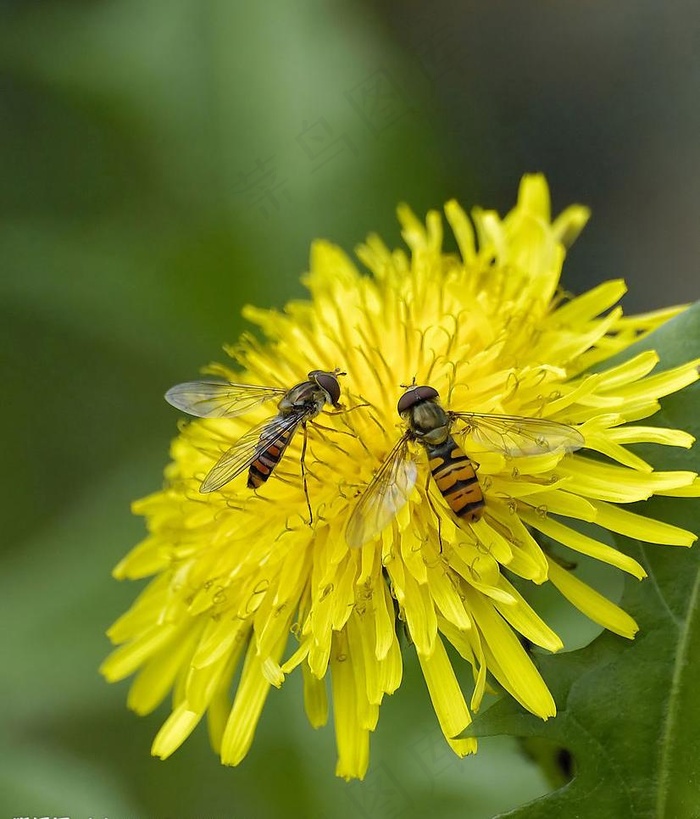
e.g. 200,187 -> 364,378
464,302 -> 700,818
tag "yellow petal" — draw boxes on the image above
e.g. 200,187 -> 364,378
100,624 -> 177,682
220,627 -> 288,766
592,500 -> 697,546
331,629 -> 370,780
444,199 -> 477,264
417,634 -> 472,740
521,511 -> 646,579
558,457 -> 696,503
152,704 -> 202,760
127,625 -> 202,715
549,280 -> 627,327
493,576 -> 564,652
546,559 -> 638,639
466,588 -> 556,719
302,661 -> 328,728
551,204 -> 590,248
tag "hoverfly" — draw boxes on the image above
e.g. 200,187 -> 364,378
345,384 -> 585,549
165,369 -> 345,519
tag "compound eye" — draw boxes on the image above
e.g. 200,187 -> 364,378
397,385 -> 439,414
311,371 -> 341,406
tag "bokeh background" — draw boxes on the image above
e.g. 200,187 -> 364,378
2,1 -> 699,817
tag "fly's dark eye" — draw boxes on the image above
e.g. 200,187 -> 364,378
310,371 -> 341,406
397,390 -> 418,414
397,385 -> 439,414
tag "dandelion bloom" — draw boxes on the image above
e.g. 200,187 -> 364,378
101,175 -> 698,780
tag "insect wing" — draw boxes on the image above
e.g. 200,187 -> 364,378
346,434 -> 418,549
200,412 -> 302,492
452,412 -> 585,457
165,381 -> 287,419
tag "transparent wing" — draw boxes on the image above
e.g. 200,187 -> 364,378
345,434 -> 418,549
165,381 -> 287,418
452,412 -> 585,457
200,412 -> 302,493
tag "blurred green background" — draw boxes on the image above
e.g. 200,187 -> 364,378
2,1 -> 699,817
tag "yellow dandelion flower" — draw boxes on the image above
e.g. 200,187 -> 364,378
101,174 -> 699,780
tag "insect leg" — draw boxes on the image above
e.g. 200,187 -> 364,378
424,471 -> 444,553
300,421 -> 313,526
312,420 -> 356,437
323,401 -> 371,418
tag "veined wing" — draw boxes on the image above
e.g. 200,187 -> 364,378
165,381 -> 287,418
200,411 -> 302,493
345,434 -> 418,549
452,412 -> 585,457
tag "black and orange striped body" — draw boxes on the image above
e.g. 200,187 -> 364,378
396,385 -> 486,524
247,427 -> 295,488
427,436 -> 485,522
345,383 -> 585,549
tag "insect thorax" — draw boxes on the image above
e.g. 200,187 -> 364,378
405,400 -> 451,447
278,380 -> 327,417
